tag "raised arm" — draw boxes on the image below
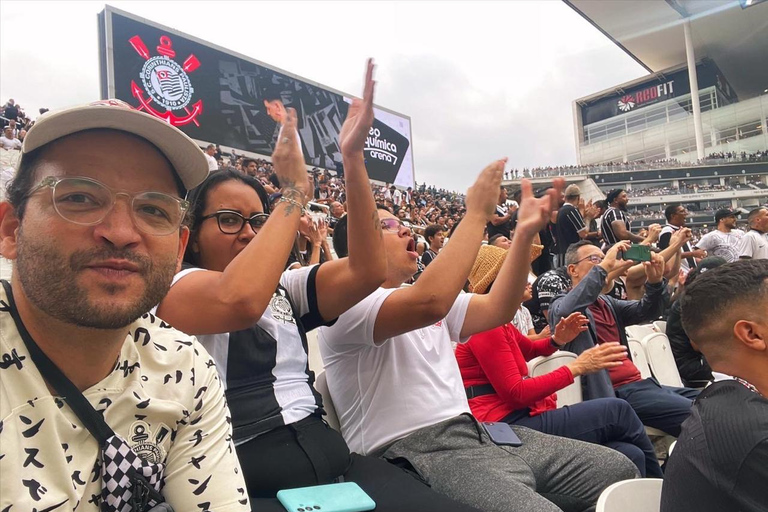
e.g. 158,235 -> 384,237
461,179 -> 565,338
312,59 -> 387,321
372,159 -> 505,343
549,241 -> 631,323
611,219 -> 646,243
156,109 -> 311,334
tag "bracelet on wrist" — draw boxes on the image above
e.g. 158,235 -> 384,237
277,196 -> 306,215
549,336 -> 561,349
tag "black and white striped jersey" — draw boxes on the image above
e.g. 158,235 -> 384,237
170,264 -> 329,443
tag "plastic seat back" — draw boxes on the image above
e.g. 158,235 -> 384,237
528,351 -> 582,407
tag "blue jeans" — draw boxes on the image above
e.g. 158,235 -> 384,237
615,377 -> 699,437
506,397 -> 662,478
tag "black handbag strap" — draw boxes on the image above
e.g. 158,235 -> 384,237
1,280 -> 115,444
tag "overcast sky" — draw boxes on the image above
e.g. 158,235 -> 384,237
0,0 -> 647,191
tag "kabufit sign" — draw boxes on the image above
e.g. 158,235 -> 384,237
617,81 -> 675,112
98,6 -> 415,187
579,60 -> 736,126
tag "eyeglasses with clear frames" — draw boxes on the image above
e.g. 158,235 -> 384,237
200,210 -> 270,234
25,176 -> 189,236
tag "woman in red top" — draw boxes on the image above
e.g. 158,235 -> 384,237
456,245 -> 662,477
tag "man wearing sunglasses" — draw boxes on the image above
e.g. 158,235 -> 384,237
550,240 -> 699,437
0,100 -> 249,511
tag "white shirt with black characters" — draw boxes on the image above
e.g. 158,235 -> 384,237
0,286 -> 249,512
694,229 -> 744,263
601,206 -> 631,246
170,264 -> 329,445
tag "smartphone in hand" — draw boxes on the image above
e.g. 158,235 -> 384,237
622,244 -> 651,262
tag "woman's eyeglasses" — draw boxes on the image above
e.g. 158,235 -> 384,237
200,210 -> 269,234
380,218 -> 409,233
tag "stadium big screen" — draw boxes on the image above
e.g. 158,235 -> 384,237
98,6 -> 415,186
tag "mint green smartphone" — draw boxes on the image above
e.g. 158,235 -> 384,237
622,244 -> 651,262
277,482 -> 376,512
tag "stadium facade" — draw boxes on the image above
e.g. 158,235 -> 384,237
505,0 -> 768,230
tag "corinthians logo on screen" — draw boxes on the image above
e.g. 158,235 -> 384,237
127,34 -> 204,127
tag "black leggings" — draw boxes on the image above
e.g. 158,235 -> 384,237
237,415 -> 482,511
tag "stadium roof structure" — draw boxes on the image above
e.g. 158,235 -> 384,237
564,0 -> 768,101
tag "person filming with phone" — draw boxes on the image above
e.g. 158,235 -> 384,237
549,240 -> 700,436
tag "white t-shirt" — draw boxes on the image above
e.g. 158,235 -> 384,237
204,153 -> 218,171
694,229 -> 745,262
737,230 -> 768,260
512,306 -> 534,334
0,135 -> 21,150
0,286 -> 249,512
317,288 -> 473,455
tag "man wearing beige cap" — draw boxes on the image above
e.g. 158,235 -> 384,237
0,100 -> 249,511
554,184 -> 596,267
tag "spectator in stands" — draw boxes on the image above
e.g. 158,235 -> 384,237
0,100 -> 249,510
550,240 -> 699,436
659,204 -> 705,272
554,184 -> 596,267
1,99 -> 19,127
328,200 -> 345,231
488,233 -> 512,250
667,257 -> 727,387
486,186 -> 514,239
737,207 -> 768,260
420,224 -> 444,267
661,260 -> 768,512
601,189 -> 646,246
286,211 -> 333,269
156,64 -> 479,511
320,176 -> 638,512
693,208 -> 744,262
457,246 -> 662,477
0,126 -> 21,150
204,143 -> 218,171
241,157 -> 259,177
588,199 -> 607,247
314,175 -> 333,204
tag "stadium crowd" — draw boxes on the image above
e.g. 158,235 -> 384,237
1,60 -> 767,512
505,150 -> 768,179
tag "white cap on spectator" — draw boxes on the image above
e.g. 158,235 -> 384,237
21,99 -> 209,191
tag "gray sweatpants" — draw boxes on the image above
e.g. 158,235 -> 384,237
381,414 -> 638,512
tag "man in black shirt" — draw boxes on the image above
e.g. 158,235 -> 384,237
661,260 -> 768,512
601,189 -> 646,247
486,186 -> 514,239
658,204 -> 705,273
555,184 -> 596,267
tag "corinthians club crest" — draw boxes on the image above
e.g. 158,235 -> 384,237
128,34 -> 203,127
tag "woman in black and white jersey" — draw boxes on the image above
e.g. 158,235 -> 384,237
156,61 -> 480,512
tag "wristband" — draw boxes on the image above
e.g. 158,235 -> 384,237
549,336 -> 561,349
277,196 -> 306,215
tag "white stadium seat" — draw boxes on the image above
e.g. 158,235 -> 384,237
314,371 -> 341,432
596,478 -> 663,512
627,339 -> 653,380
641,333 -> 684,388
625,324 -> 656,342
652,320 -> 667,334
528,351 -> 582,407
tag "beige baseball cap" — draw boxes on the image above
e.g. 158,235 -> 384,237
21,99 -> 209,191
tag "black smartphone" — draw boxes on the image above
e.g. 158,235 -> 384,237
482,422 -> 523,447
622,244 -> 652,262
